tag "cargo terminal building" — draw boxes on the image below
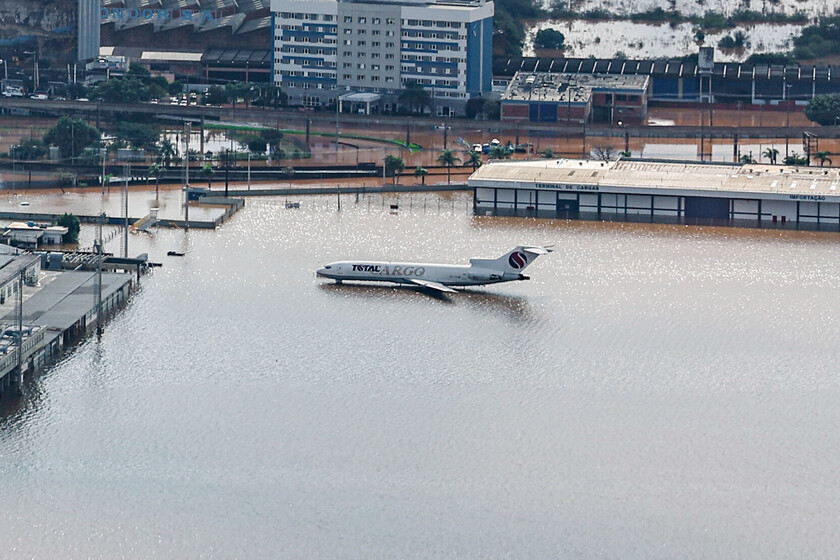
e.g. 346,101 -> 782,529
469,159 -> 840,231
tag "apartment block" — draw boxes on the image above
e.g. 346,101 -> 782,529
271,0 -> 493,115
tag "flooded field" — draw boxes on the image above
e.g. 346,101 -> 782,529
525,20 -> 801,61
551,0 -> 840,18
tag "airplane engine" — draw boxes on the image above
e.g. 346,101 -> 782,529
468,271 -> 502,282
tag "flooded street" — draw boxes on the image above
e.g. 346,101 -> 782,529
0,190 -> 839,557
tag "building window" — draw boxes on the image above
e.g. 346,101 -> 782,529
372,30 -> 380,36
358,17 -> 366,23
372,17 -> 380,24
344,16 -> 352,22
372,41 -> 380,47
386,18 -> 395,24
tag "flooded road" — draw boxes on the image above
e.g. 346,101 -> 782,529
0,191 -> 839,557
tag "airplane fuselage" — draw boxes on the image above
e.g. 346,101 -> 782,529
316,260 -> 526,287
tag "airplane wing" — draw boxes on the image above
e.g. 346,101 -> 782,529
409,279 -> 457,293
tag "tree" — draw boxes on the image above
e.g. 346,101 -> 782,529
11,138 -> 47,160
115,122 -> 158,151
260,128 -> 284,154
739,153 -> 756,164
156,138 -> 177,168
540,148 -> 555,158
592,145 -> 617,162
805,94 -> 840,126
534,28 -> 565,50
247,137 -> 267,154
783,152 -> 808,165
92,78 -> 150,103
465,150 -> 483,170
43,117 -> 101,160
398,81 -> 431,115
148,162 -> 162,199
55,213 -> 80,244
384,154 -> 405,183
204,85 -> 229,106
763,147 -> 779,165
815,150 -> 833,167
437,149 -> 460,184
198,163 -> 215,187
414,166 -> 428,185
488,145 -> 511,160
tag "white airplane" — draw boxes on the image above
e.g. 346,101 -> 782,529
316,246 -> 553,293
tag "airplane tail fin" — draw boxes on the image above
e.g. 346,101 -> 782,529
471,245 -> 553,273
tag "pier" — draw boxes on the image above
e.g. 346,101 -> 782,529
0,251 -> 137,398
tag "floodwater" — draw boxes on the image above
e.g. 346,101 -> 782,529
548,0 -> 840,18
526,20 -> 801,61
1,190 -> 839,558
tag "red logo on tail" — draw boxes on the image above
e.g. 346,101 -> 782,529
508,252 -> 527,269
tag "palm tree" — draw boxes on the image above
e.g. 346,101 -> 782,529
815,150 -> 833,167
414,166 -> 428,185
763,147 -> 779,165
148,163 -> 162,200
383,154 -> 405,184
465,151 -> 482,170
198,163 -> 214,188
488,145 -> 510,160
437,149 -> 460,185
156,138 -> 177,168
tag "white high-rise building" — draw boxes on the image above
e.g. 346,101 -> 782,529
271,0 -> 493,115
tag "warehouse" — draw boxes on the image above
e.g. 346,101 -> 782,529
469,159 -> 840,231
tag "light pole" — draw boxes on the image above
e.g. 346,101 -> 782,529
183,122 -> 191,229
0,59 -> 6,80
785,83 -> 792,159
123,163 -> 130,258
618,120 -> 629,154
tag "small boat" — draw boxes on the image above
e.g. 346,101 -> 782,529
285,201 -> 300,209
167,251 -> 185,257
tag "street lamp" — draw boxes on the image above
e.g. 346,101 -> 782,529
0,59 -> 7,81
785,83 -> 792,159
618,120 -> 629,154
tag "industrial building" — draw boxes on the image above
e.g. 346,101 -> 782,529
500,71 -> 649,124
270,0 -> 494,115
493,55 -> 840,106
470,158 -> 840,231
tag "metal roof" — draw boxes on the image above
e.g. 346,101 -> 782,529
493,56 -> 840,83
469,159 -> 840,200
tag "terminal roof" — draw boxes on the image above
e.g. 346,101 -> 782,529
470,159 -> 840,199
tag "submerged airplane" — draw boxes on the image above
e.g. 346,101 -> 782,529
316,246 -> 553,293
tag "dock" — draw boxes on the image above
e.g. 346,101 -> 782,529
0,251 -> 138,398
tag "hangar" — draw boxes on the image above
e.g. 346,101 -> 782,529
469,159 -> 840,231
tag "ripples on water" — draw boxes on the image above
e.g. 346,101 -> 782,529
1,191 -> 839,558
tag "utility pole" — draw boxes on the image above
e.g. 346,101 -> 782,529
184,122 -> 191,230
14,267 -> 24,396
95,212 -> 104,337
123,163 -> 129,258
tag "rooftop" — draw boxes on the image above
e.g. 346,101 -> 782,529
502,72 -> 649,104
469,159 -> 840,200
